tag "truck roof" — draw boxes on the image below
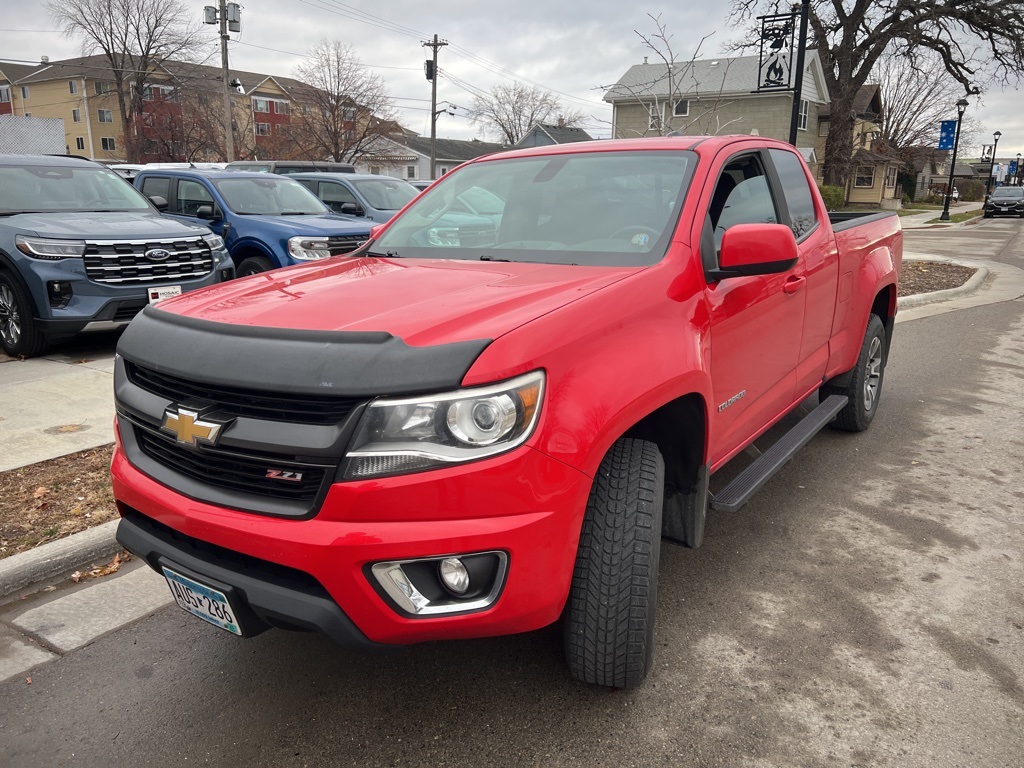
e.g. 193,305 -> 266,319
134,168 -> 275,180
468,135 -> 793,164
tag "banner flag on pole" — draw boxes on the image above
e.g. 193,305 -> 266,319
938,120 -> 957,150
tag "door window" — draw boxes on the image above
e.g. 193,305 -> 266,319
768,148 -> 818,239
319,181 -> 358,212
141,176 -> 170,202
707,154 -> 779,259
176,179 -> 214,216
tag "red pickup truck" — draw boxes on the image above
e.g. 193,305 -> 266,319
111,136 -> 901,688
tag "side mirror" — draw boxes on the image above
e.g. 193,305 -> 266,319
340,202 -> 364,216
711,223 -> 799,280
196,204 -> 218,220
148,195 -> 168,211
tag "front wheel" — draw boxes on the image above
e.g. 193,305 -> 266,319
564,438 -> 664,689
824,313 -> 887,432
236,256 -> 274,277
0,271 -> 48,358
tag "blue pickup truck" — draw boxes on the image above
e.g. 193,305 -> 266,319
0,154 -> 233,358
134,169 -> 372,275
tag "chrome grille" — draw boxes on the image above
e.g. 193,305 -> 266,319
84,237 -> 214,285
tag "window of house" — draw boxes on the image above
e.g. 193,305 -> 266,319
885,166 -> 897,188
272,100 -> 289,115
818,120 -> 829,137
798,100 -> 809,131
439,167 -> 449,175
343,107 -> 356,121
406,165 -> 417,179
253,98 -> 269,113
20,86 -> 29,99
647,103 -> 661,131
854,166 -> 875,187
75,137 -> 85,150
72,108 -> 81,123
143,85 -> 174,101
101,137 -> 116,151
769,148 -> 818,239
673,99 -> 689,117
0,86 -> 9,103
69,80 -> 78,94
256,122 -> 270,136
95,81 -> 110,95
98,109 -> 113,123
24,112 -> 31,117
370,165 -> 381,175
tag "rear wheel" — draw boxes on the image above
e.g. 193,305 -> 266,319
564,438 -> 664,689
0,271 -> 48,358
825,313 -> 886,432
236,256 -> 274,276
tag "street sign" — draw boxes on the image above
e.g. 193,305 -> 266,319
938,120 -> 957,150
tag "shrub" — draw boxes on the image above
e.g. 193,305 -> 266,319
818,184 -> 846,211
957,179 -> 985,202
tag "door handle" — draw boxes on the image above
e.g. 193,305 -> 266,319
783,276 -> 806,295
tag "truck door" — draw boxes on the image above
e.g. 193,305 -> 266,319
702,151 -> 805,464
169,179 -> 226,237
766,148 -> 840,393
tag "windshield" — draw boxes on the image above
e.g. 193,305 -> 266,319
213,176 -> 330,215
352,178 -> 418,211
372,150 -> 696,266
0,164 -> 153,214
991,187 -> 1024,198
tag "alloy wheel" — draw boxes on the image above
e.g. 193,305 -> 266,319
0,283 -> 21,347
863,335 -> 883,411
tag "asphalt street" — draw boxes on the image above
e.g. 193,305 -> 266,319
1,219 -> 1023,766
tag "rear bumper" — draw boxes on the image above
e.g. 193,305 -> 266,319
111,438 -> 592,647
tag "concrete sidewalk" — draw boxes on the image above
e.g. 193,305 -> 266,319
0,347 -> 116,472
898,202 -> 982,229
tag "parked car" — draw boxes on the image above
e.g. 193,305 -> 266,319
291,173 -> 419,222
0,154 -> 232,358
409,180 -> 433,192
134,169 -> 372,275
225,160 -> 355,175
983,185 -> 1024,217
112,136 -> 901,689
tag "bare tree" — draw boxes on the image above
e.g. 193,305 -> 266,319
48,0 -> 210,162
875,53 -> 981,153
729,0 -> 1024,186
598,16 -> 743,138
467,83 -> 586,145
293,41 -> 398,162
136,86 -> 226,162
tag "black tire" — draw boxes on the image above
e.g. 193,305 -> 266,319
0,271 -> 48,358
236,255 -> 274,276
564,438 -> 664,689
824,313 -> 886,432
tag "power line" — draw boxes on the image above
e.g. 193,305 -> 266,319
230,40 -> 420,71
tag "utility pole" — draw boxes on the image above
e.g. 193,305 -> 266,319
422,34 -> 447,179
204,2 -> 240,161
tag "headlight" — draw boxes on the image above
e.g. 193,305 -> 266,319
202,233 -> 226,251
343,370 -> 545,479
288,236 -> 333,261
427,226 -> 460,246
15,236 -> 86,259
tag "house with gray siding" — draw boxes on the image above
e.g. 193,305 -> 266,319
603,52 -> 828,168
515,123 -> 593,148
355,132 -> 506,180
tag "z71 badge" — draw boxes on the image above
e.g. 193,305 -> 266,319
266,469 -> 303,482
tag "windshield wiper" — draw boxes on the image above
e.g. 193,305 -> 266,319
364,250 -> 402,258
479,254 -> 510,262
0,211 -> 49,217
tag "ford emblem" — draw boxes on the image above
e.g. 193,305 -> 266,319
145,248 -> 172,261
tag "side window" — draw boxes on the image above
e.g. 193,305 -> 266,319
141,176 -> 170,203
319,182 -> 358,212
703,154 -> 780,270
176,179 -> 214,216
769,149 -> 818,239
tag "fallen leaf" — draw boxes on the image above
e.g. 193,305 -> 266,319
26,676 -> 32,685
71,570 -> 83,583
32,487 -> 48,499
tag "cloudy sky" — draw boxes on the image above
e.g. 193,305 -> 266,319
2,1 -> 1021,159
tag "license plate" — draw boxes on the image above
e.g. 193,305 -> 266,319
148,285 -> 182,304
162,566 -> 242,635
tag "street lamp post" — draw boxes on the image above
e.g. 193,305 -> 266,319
1017,153 -> 1021,186
939,98 -> 969,222
987,130 -> 1002,195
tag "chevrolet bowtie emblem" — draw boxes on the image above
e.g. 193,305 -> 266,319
161,407 -> 224,447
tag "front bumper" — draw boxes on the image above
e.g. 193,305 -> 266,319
111,438 -> 591,647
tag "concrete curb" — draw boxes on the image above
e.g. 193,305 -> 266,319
0,519 -> 122,600
897,258 -> 990,310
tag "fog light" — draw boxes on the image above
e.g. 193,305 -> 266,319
439,557 -> 470,595
47,280 -> 73,309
